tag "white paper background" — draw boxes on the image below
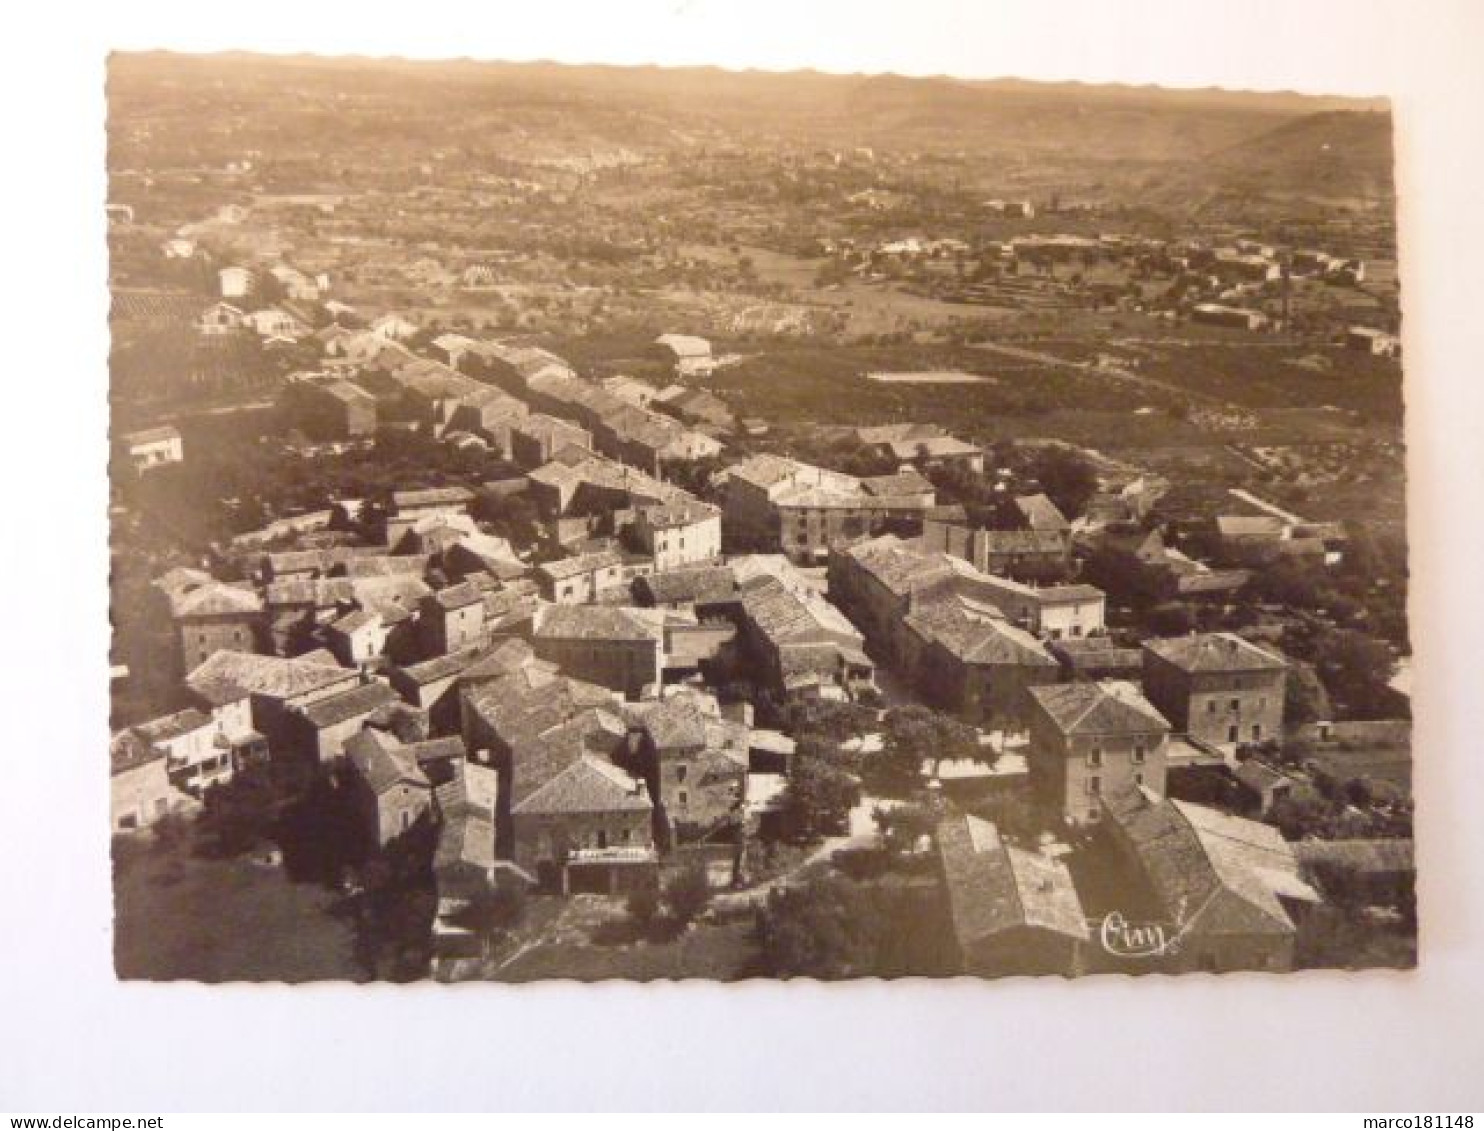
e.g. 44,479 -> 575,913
0,0 -> 1480,1112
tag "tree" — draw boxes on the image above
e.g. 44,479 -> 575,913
663,863 -> 712,927
1145,601 -> 1196,637
625,884 -> 660,932
755,876 -> 878,979
872,802 -> 937,859
448,882 -> 528,947
1284,660 -> 1334,726
1311,628 -> 1396,717
1031,447 -> 1098,520
778,757 -> 860,842
873,705 -> 982,794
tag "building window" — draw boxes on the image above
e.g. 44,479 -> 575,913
1252,724 -> 1262,741
676,765 -> 688,782
1088,745 -> 1103,768
678,790 -> 689,807
1207,700 -> 1217,714
1087,775 -> 1101,796
1134,772 -> 1144,787
1132,744 -> 1146,765
1230,698 -> 1240,711
1228,725 -> 1239,743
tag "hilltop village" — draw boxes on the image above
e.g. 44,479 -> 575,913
107,58 -> 1411,982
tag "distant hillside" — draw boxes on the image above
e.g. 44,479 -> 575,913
1206,110 -> 1395,198
108,52 -> 1394,208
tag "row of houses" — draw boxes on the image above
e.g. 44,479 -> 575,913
721,454 -> 940,563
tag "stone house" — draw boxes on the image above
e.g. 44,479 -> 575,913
344,728 -> 441,847
160,575 -> 265,675
1100,789 -> 1320,974
1027,680 -> 1172,826
531,604 -> 666,701
936,814 -> 1089,977
110,734 -> 192,832
1142,633 -> 1288,748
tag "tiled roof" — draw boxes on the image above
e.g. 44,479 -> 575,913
740,575 -> 863,649
513,755 -> 651,816
1143,632 -> 1288,674
429,581 -> 484,611
169,580 -> 263,619
397,646 -> 485,686
133,707 -> 213,745
394,485 -> 475,510
885,435 -> 981,460
1030,680 -> 1170,737
1103,790 -> 1318,937
463,670 -> 624,803
265,577 -> 356,609
635,566 -> 737,607
534,604 -> 665,643
346,729 -> 428,795
299,681 -> 399,729
433,759 -> 499,822
904,595 -> 1057,668
329,608 -> 380,635
639,499 -> 720,530
1014,493 -> 1070,531
186,650 -> 354,705
840,534 -> 961,599
536,550 -> 623,582
937,814 -> 1088,948
981,529 -> 1069,555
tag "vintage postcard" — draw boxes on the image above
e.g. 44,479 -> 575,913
107,51 -> 1412,982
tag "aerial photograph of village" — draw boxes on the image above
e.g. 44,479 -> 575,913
106,51 -> 1413,982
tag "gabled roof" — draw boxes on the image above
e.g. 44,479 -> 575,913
1143,632 -> 1288,674
1030,680 -> 1170,737
346,728 -> 429,795
298,681 -> 399,729
1103,790 -> 1319,937
433,758 -> 499,822
937,814 -> 1089,947
635,566 -> 738,607
904,594 -> 1058,668
536,550 -> 624,582
168,580 -> 263,619
133,707 -> 213,746
186,649 -> 355,705
512,755 -> 652,816
1015,493 -> 1070,531
428,580 -> 484,611
638,499 -> 720,530
533,604 -> 665,643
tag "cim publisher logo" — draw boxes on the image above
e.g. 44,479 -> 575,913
1095,910 -> 1187,959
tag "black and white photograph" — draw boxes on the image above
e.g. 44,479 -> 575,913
106,47 -> 1416,984
4,0 -> 1484,1114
